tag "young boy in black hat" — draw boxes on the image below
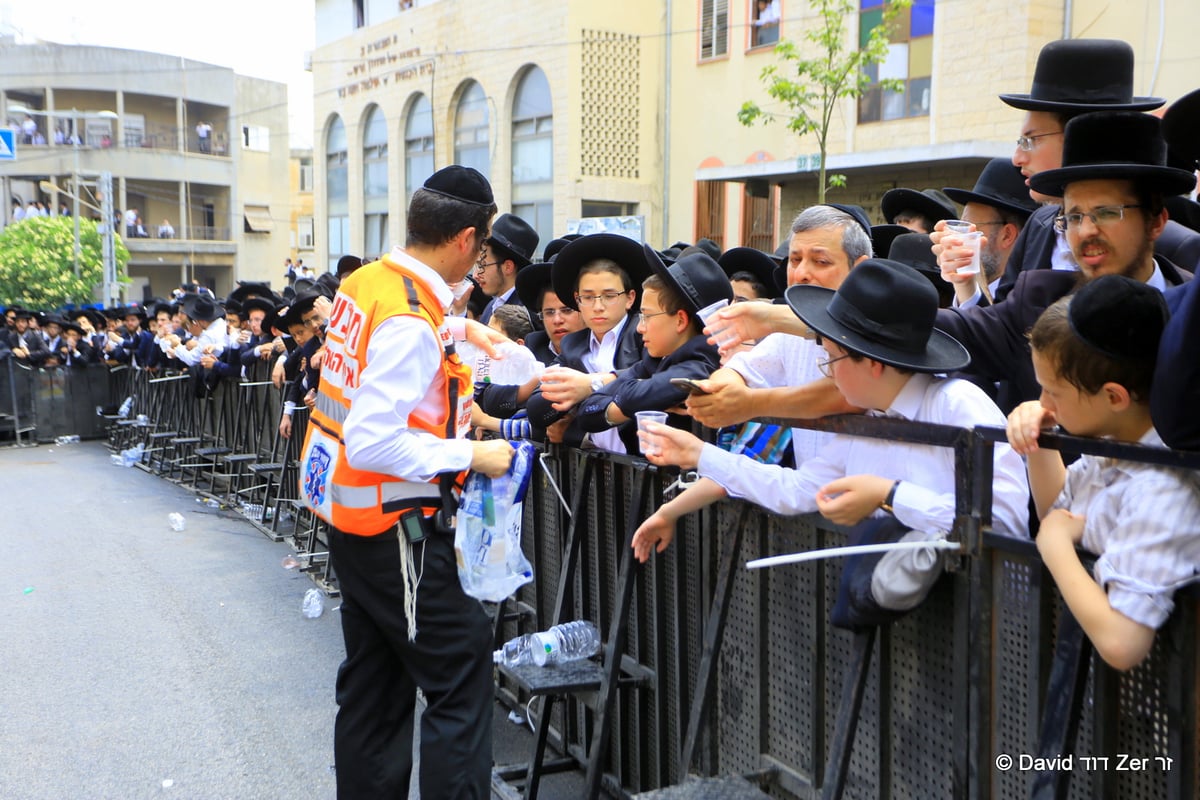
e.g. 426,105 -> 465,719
1007,276 -> 1200,670
574,246 -> 730,454
635,260 -> 1029,616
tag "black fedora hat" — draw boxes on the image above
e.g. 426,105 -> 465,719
486,213 -> 539,268
335,255 -> 363,278
785,259 -> 970,373
825,203 -> 872,238
1162,88 -> 1200,169
943,158 -> 1039,218
515,261 -> 554,314
1165,196 -> 1200,235
551,233 -> 651,311
718,247 -> 783,300
261,303 -> 289,335
880,188 -> 958,228
870,224 -> 909,261
182,294 -> 224,323
642,244 -> 734,315
67,307 -> 107,330
542,235 -> 580,263
240,296 -> 276,319
62,320 -> 85,337
228,281 -> 281,306
887,233 -> 955,308
998,39 -> 1164,112
1029,111 -> 1197,198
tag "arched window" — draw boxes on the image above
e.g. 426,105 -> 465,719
454,81 -> 490,180
362,105 -> 389,258
326,115 -> 349,268
405,94 -> 434,211
511,67 -> 553,252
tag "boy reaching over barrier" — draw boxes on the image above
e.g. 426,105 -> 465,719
1006,276 -> 1200,671
635,259 -> 1030,622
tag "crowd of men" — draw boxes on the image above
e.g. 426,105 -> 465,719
3,37 -> 1200,800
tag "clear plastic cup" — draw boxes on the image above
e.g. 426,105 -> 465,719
696,299 -> 735,346
954,231 -> 983,275
635,410 -> 669,456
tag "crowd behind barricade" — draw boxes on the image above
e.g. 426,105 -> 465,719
4,38 -> 1200,799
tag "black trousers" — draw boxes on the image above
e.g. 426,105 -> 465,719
328,525 -> 493,800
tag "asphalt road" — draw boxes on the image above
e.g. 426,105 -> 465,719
0,441 -> 343,799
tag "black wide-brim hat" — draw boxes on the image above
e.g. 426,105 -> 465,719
261,303 -> 289,335
998,38 -> 1164,112
487,213 -> 539,268
944,158 -> 1039,218
240,297 -> 276,318
870,224 -> 910,260
62,321 -> 85,336
1029,111 -> 1197,198
887,232 -> 955,308
1165,196 -> 1200,235
515,261 -> 554,314
718,247 -> 782,299
229,281 -> 282,306
182,294 -> 224,323
785,259 -> 970,373
67,307 -> 107,330
642,244 -> 734,315
542,234 -> 581,263
551,233 -> 650,311
1163,88 -> 1200,168
880,188 -> 958,227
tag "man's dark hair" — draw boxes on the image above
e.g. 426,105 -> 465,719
1028,296 -> 1154,401
728,270 -> 771,300
406,189 -> 498,249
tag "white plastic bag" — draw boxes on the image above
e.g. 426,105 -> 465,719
454,440 -> 536,601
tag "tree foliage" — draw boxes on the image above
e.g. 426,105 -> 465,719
0,216 -> 130,309
738,0 -> 909,203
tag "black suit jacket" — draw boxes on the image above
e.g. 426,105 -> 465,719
996,205 -> 1198,302
1153,280 -> 1200,450
525,314 -> 644,432
575,334 -> 722,453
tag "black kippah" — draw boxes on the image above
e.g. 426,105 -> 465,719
1068,274 -> 1168,360
422,165 -> 494,207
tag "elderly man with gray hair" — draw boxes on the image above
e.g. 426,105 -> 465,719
685,204 -> 871,438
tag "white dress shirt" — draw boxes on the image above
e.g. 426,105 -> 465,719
581,316 -> 629,454
172,318 -> 227,366
342,247 -> 474,483
697,372 -> 1030,538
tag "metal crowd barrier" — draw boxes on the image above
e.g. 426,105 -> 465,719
11,364 -> 1199,799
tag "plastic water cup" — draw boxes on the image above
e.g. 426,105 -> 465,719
944,219 -> 973,234
954,231 -> 983,275
696,299 -> 734,346
635,410 -> 669,456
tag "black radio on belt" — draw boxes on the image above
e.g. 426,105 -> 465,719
399,509 -> 430,544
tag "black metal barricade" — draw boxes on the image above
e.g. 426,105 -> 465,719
25,366 -> 1200,799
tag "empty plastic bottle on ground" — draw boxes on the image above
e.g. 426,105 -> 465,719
54,435 -> 80,445
118,396 -> 134,418
167,513 -> 186,532
302,588 -> 324,618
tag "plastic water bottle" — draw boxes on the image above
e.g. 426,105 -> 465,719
494,633 -> 538,667
487,341 -> 544,385
530,621 -> 602,667
302,588 -> 324,618
117,396 -> 134,418
54,435 -> 81,445
168,513 -> 186,532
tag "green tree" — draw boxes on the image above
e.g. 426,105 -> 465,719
738,0 -> 909,203
0,216 -> 130,309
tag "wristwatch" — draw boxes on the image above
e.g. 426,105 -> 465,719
879,480 -> 901,514
590,375 -> 607,392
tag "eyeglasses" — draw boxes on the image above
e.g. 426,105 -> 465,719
1053,204 -> 1144,232
536,307 -> 577,321
637,310 -> 670,324
1015,130 -> 1063,152
574,291 -> 629,307
475,260 -> 501,272
816,353 -> 852,378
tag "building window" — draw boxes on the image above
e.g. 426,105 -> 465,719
242,125 -> 270,152
298,216 -> 315,250
244,204 -> 274,234
511,66 -> 553,253
582,201 -> 637,218
299,158 -> 313,193
405,94 -> 435,212
700,0 -> 729,60
363,105 -> 389,256
454,80 -> 490,180
858,0 -> 935,124
695,180 -> 726,249
326,115 -> 349,267
353,0 -> 366,28
750,0 -> 781,48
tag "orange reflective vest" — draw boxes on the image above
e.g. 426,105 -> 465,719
298,255 -> 473,536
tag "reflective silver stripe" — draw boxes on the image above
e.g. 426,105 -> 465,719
330,480 -> 439,510
315,391 -> 348,425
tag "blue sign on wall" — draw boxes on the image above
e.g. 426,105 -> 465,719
0,128 -> 15,161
